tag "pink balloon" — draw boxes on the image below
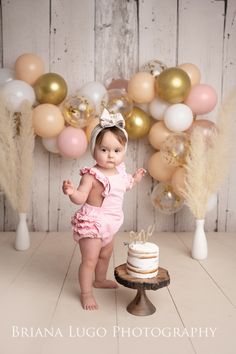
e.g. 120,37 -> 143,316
107,79 -> 129,91
185,84 -> 217,115
57,126 -> 88,159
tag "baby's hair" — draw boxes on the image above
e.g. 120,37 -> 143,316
95,126 -> 127,147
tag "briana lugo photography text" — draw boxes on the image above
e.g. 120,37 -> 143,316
12,325 -> 217,339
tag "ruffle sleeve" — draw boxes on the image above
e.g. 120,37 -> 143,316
116,162 -> 134,191
80,167 -> 110,197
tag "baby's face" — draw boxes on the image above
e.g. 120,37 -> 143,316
94,131 -> 126,169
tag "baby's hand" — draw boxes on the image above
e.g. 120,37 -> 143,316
62,180 -> 75,196
133,168 -> 147,184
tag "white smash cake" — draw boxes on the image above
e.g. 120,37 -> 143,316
126,241 -> 159,279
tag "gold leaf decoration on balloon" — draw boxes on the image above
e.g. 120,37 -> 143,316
140,59 -> 167,77
62,95 -> 95,128
151,182 -> 184,214
102,88 -> 133,117
160,133 -> 190,167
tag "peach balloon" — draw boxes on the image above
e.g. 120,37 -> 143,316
147,151 -> 176,182
15,53 -> 44,85
148,121 -> 172,150
178,63 -> 201,86
171,167 -> 186,197
185,84 -> 217,115
32,103 -> 65,138
128,72 -> 155,103
85,116 -> 99,141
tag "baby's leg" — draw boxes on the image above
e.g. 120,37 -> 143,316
79,238 -> 102,310
94,239 -> 118,289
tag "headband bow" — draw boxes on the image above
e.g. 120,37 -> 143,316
100,108 -> 125,129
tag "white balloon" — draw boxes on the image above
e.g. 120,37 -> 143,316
206,193 -> 217,212
164,103 -> 193,132
42,137 -> 60,154
149,97 -> 170,120
78,81 -> 107,113
0,68 -> 15,86
0,79 -> 35,111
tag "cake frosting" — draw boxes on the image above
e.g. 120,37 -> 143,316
126,241 -> 159,279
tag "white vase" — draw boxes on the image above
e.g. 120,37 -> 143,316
191,219 -> 208,260
15,213 -> 30,251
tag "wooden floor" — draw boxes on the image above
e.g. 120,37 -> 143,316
0,231 -> 235,354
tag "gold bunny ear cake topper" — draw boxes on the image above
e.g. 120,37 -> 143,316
128,224 -> 155,244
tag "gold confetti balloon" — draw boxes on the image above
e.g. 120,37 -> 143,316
125,107 -> 151,139
34,73 -> 67,105
156,67 -> 191,103
160,133 -> 190,167
151,182 -> 184,214
102,88 -> 133,117
62,95 -> 95,128
140,59 -> 167,77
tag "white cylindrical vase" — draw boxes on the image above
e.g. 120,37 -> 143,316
15,213 -> 30,251
191,219 -> 208,260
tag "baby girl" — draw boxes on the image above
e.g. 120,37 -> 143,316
62,109 -> 146,310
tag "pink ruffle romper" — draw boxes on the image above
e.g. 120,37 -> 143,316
71,163 -> 134,247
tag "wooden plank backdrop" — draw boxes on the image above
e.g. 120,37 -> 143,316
0,0 -> 235,233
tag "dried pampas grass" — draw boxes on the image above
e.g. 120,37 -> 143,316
182,91 -> 236,219
0,99 -> 35,213
182,128 -> 210,219
206,91 -> 235,194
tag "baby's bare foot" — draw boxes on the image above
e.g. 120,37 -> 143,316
94,280 -> 118,289
80,292 -> 98,310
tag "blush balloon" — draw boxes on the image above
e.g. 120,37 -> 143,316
107,79 -> 129,92
57,126 -> 88,159
185,84 -> 217,115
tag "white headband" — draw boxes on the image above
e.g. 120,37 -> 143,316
90,108 -> 128,157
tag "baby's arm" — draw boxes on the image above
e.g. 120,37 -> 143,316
62,174 -> 93,205
132,168 -> 146,186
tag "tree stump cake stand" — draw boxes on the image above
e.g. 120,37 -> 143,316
114,263 -> 170,316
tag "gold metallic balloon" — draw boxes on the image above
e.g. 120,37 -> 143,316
160,133 -> 190,167
125,107 -> 151,139
62,95 -> 95,128
34,73 -> 67,105
156,67 -> 191,104
151,182 -> 184,214
102,88 -> 133,116
140,59 -> 167,77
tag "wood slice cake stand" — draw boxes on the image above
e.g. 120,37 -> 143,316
114,263 -> 170,316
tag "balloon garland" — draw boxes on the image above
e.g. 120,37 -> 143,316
0,53 -> 219,214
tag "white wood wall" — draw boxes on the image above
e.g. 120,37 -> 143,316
0,0 -> 235,233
